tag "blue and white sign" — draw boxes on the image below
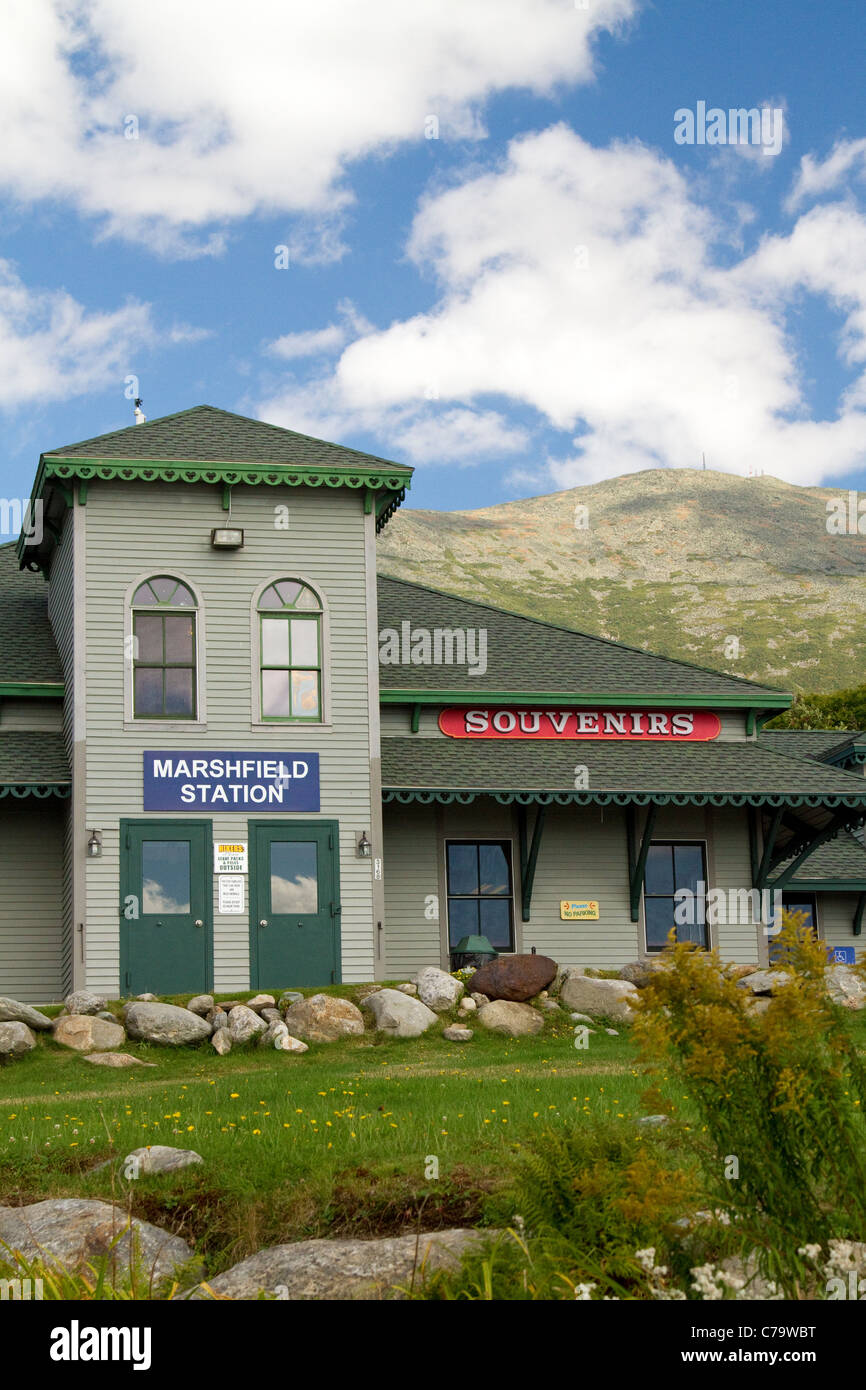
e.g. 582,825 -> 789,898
143,751 -> 320,811
828,946 -> 856,965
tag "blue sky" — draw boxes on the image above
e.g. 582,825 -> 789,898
1,0 -> 866,518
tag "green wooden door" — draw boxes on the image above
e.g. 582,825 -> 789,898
120,820 -> 212,995
249,820 -> 340,989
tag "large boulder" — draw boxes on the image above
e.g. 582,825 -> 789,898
193,1229 -> 492,1300
284,994 -> 364,1042
825,964 -> 866,1010
63,990 -> 108,1016
246,994 -> 276,1013
0,1021 -> 36,1055
414,967 -> 463,1012
558,974 -> 639,1022
53,1015 -> 126,1053
619,960 -> 665,988
186,994 -> 214,1017
227,1005 -> 268,1044
0,1199 -> 196,1286
123,1145 -> 203,1176
364,989 -> 437,1038
477,1000 -> 544,1036
442,1025 -> 474,1042
0,997 -> 52,1031
735,969 -> 792,997
211,1027 -> 232,1055
83,1053 -> 156,1068
468,954 -> 556,1003
124,1002 -> 212,1046
275,1033 -> 309,1053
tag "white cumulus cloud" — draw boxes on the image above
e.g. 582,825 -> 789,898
259,125 -> 866,487
0,259 -> 153,409
0,0 -> 638,256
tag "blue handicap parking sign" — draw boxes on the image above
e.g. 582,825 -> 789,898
828,946 -> 856,965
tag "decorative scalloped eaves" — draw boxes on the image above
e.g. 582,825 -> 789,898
383,788 -> 866,811
0,784 -> 71,798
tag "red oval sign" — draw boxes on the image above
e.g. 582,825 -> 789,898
438,708 -> 722,740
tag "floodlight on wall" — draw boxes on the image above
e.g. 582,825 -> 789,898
211,527 -> 244,548
357,831 -> 371,859
87,829 -> 103,859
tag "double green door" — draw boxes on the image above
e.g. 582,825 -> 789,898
120,818 -> 341,995
120,820 -> 212,996
249,820 -> 341,989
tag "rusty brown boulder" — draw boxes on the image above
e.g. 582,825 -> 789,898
468,954 -> 557,1003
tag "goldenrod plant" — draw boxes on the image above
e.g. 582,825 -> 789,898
633,911 -> 866,1295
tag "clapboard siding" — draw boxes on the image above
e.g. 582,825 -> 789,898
382,804 -> 441,976
81,481 -> 375,995
0,699 -> 64,730
380,798 -> 762,970
0,802 -> 65,1002
819,893 -> 864,957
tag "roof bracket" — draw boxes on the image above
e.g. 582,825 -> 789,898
410,703 -> 422,734
518,804 -> 547,922
222,484 -> 232,511
364,487 -> 375,515
854,892 -> 866,937
76,481 -> 88,505
755,806 -> 784,888
627,803 -> 658,922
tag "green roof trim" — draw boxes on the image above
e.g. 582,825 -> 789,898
0,682 -> 65,697
380,689 -> 791,710
40,456 -> 410,490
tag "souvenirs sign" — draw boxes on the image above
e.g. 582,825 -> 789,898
439,708 -> 721,740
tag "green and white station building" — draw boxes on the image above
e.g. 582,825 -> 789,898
3,405 -> 866,1004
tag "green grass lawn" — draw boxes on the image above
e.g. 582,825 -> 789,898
6,993 -> 864,1285
0,996 -> 669,1278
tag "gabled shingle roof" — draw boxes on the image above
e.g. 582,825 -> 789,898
377,575 -> 791,705
775,829 -> 866,885
0,543 -> 63,684
44,404 -> 413,473
0,731 -> 69,787
380,736 -> 866,802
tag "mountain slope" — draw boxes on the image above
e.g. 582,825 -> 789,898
377,469 -> 866,691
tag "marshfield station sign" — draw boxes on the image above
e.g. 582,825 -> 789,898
143,752 -> 320,811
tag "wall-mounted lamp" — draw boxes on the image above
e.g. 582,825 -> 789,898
87,829 -> 103,859
356,831 -> 371,859
211,527 -> 244,549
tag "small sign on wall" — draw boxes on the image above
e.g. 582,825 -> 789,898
561,900 -> 600,921
214,842 -> 248,874
218,875 -> 245,914
828,946 -> 856,965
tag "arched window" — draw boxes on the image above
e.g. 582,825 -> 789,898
258,580 -> 322,721
131,577 -> 198,719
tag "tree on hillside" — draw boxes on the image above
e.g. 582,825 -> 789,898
766,685 -> 866,731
